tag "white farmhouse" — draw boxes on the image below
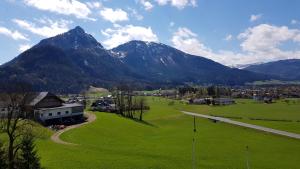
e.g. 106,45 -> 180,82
0,92 -> 84,125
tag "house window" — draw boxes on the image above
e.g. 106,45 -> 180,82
40,114 -> 43,117
65,111 -> 69,114
49,113 -> 52,116
1,108 -> 5,111
57,112 -> 61,115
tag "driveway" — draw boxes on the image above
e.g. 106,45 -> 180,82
51,112 -> 97,145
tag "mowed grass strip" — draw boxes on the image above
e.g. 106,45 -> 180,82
37,97 -> 300,169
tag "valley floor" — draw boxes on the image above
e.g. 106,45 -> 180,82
37,98 -> 300,169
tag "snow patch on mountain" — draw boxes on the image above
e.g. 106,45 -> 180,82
109,50 -> 127,58
160,58 -> 167,66
84,60 -> 89,66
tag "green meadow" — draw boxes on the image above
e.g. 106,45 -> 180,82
181,99 -> 300,134
36,97 -> 300,169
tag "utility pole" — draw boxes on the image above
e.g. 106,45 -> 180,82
192,116 -> 197,169
246,146 -> 250,169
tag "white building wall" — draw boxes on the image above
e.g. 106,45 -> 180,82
35,107 -> 83,122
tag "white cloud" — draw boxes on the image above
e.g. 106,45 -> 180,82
100,8 -> 129,23
13,18 -> 71,37
169,21 -> 175,27
171,27 -> 213,58
128,8 -> 144,21
291,19 -> 299,25
23,0 -> 93,20
155,0 -> 168,5
171,27 -> 260,66
171,25 -> 300,66
250,14 -> 262,22
86,1 -> 102,9
19,44 -> 31,52
155,0 -> 197,9
235,24 -> 300,64
224,34 -> 233,41
238,24 -> 300,53
0,26 -> 29,41
139,0 -> 154,11
101,25 -> 158,49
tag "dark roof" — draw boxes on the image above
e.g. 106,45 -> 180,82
27,92 -> 64,106
0,92 -> 64,107
28,92 -> 49,106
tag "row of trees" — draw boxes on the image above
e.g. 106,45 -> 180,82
0,84 -> 42,169
113,88 -> 149,121
178,86 -> 232,98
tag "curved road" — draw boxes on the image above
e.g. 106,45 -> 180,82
51,112 -> 97,145
182,111 -> 300,140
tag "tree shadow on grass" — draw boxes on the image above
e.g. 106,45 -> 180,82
92,111 -> 158,128
130,118 -> 158,128
116,114 -> 158,128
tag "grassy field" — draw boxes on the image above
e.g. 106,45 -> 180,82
181,99 -> 300,134
36,97 -> 300,169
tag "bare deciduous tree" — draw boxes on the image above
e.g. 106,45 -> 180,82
138,97 -> 147,121
0,83 -> 34,169
113,87 -> 149,121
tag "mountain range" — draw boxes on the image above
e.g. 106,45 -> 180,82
244,59 -> 300,81
0,26 -> 273,93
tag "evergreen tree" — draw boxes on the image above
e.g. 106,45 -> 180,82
18,135 -> 42,169
0,141 -> 7,169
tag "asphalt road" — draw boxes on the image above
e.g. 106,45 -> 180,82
182,111 -> 300,140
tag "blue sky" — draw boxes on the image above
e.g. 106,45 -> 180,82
0,0 -> 300,67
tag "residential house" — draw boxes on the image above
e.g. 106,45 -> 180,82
91,96 -> 116,112
0,92 -> 84,125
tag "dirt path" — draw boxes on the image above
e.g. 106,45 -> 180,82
182,111 -> 300,140
50,112 -> 97,145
